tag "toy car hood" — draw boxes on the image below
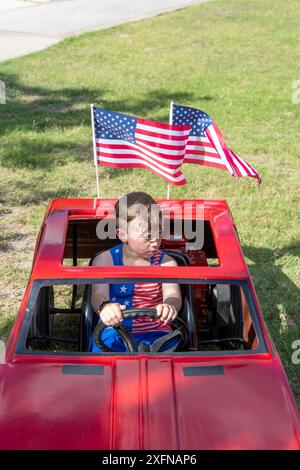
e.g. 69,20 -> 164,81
0,354 -> 299,450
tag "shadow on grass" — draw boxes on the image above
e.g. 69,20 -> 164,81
243,243 -> 299,403
0,233 -> 27,253
1,137 -> 88,170
243,242 -> 299,332
0,179 -> 79,205
0,316 -> 15,343
0,71 -> 199,170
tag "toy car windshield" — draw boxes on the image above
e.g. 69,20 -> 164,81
21,278 -> 263,355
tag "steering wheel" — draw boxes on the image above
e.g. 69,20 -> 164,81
93,308 -> 188,353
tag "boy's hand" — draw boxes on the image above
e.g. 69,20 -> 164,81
100,303 -> 126,326
156,303 -> 177,324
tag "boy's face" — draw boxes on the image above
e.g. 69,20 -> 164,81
117,214 -> 162,258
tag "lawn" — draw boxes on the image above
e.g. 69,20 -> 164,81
0,0 -> 299,404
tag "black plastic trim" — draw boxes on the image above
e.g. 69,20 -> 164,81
62,365 -> 104,376
183,366 -> 224,376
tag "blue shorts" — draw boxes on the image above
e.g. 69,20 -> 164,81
91,318 -> 178,352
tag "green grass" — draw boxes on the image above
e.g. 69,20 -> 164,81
0,0 -> 299,404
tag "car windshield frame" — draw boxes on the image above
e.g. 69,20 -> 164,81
15,277 -> 268,357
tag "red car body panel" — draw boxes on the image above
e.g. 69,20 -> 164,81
0,198 -> 299,450
0,355 -> 299,450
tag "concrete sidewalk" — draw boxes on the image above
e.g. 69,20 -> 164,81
0,0 -> 211,62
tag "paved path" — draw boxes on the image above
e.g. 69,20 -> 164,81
0,0 -> 211,62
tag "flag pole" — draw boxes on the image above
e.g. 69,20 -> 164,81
91,104 -> 100,199
167,101 -> 174,200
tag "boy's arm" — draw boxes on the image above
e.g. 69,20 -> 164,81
91,251 -> 125,326
91,251 -> 112,313
162,284 -> 182,312
159,255 -> 182,322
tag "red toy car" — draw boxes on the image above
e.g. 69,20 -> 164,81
0,198 -> 299,450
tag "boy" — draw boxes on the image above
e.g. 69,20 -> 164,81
91,191 -> 182,352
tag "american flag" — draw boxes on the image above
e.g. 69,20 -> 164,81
92,106 -> 190,186
172,103 -> 261,182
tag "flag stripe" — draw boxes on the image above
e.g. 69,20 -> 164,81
230,149 -> 257,177
205,123 -> 235,176
188,136 -> 217,148
184,154 -> 228,167
229,149 -> 261,181
135,132 -> 188,147
237,156 -> 256,176
135,139 -> 186,155
137,122 -> 190,136
228,151 -> 248,177
186,146 -> 219,156
97,142 -> 185,167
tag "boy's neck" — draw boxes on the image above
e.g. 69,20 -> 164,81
123,243 -> 140,261
122,243 -> 151,264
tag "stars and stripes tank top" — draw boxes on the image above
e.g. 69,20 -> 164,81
108,243 -> 172,334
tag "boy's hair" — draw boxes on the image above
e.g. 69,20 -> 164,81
115,191 -> 161,232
